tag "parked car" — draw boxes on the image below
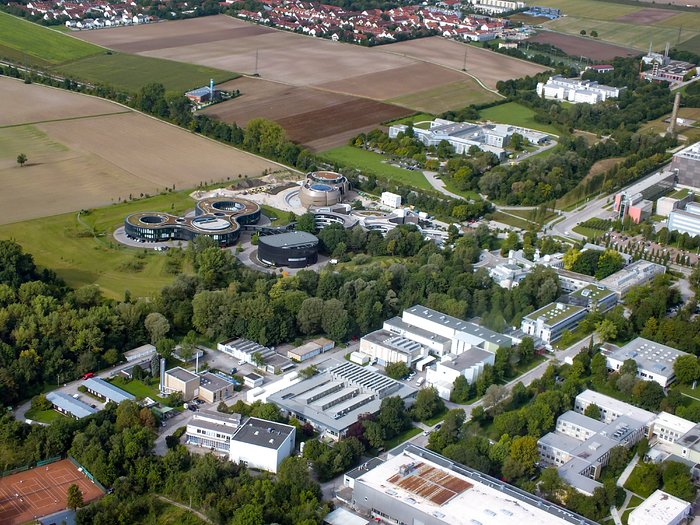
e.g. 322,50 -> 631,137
230,367 -> 237,375
82,372 -> 94,380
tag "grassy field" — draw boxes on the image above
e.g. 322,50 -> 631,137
25,408 -> 68,423
479,102 -> 561,135
138,499 -> 209,525
0,13 -> 236,92
0,12 -> 102,65
0,191 -> 199,299
572,225 -> 605,239
388,79 -> 500,114
260,204 -> 296,226
110,377 -> 166,401
525,0 -> 639,20
57,52 -> 238,93
387,113 -> 435,128
487,211 -> 534,229
322,146 -> 433,191
383,427 -> 422,452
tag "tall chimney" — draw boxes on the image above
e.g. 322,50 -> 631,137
668,92 -> 681,134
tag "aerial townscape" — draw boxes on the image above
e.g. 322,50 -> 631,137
4,0 -> 700,524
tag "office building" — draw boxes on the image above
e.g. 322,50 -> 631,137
614,170 -> 675,223
520,302 -> 586,343
672,141 -> 700,188
258,231 -> 319,268
628,490 -> 691,525
381,192 -> 402,209
599,260 -> 666,297
567,284 -> 617,312
668,201 -> 700,237
573,390 -> 655,425
537,75 -> 624,104
426,349 -> 496,400
186,410 -> 242,452
83,377 -> 135,404
268,359 -> 417,440
217,338 -> 294,374
45,391 -> 98,420
656,188 -> 693,217
650,412 -> 696,445
605,337 -> 689,388
538,409 -> 651,495
198,372 -> 236,403
350,443 -> 597,525
229,417 -> 296,473
288,338 -> 335,362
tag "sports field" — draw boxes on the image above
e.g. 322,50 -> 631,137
531,0 -> 700,53
479,102 -> 561,135
0,459 -> 103,525
0,77 -> 279,224
321,146 -> 432,191
0,12 -> 235,92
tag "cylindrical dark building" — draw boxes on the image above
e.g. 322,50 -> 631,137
258,231 -> 319,268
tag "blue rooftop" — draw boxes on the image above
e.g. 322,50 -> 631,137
85,377 -> 135,403
46,391 -> 98,419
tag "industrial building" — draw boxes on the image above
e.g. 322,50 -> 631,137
599,260 -> 666,297
258,231 -> 319,268
538,390 -> 655,495
46,391 -> 98,420
185,79 -> 221,105
628,490 -> 691,525
536,75 -> 624,104
229,417 -> 296,473
380,191 -> 402,209
123,344 -> 156,363
520,302 -> 587,343
605,337 -> 689,388
388,118 -> 549,160
672,141 -> 700,188
350,443 -> 597,525
298,171 -> 350,208
217,337 -> 294,373
426,349 -> 496,400
124,197 -> 261,246
162,367 -> 200,401
83,377 -> 135,404
288,338 -> 335,362
668,201 -> 700,237
185,412 -> 295,473
198,372 -> 236,403
268,359 -> 417,440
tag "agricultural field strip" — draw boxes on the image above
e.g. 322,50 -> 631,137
0,110 -> 133,129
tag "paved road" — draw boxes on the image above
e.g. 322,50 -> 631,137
423,171 -> 464,200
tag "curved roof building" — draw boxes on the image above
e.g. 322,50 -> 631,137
299,171 -> 350,208
124,196 -> 260,246
258,231 -> 319,268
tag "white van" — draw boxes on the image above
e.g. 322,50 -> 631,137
416,377 -> 425,387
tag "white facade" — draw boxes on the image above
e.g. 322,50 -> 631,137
521,302 -> 587,343
381,191 -> 402,209
359,332 -> 424,366
628,490 -> 691,525
650,412 -> 695,444
536,75 -> 623,104
574,390 -> 655,425
668,201 -> 700,237
426,349 -> 495,399
606,337 -> 689,388
186,411 -> 241,452
229,418 -> 295,473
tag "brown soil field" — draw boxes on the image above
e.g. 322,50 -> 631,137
383,37 -> 548,89
0,80 -> 280,223
202,77 -> 410,151
615,8 -> 678,24
528,31 -> 638,60
0,76 -> 125,126
316,62 -> 465,99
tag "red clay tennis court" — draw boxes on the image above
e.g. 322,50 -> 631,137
0,459 -> 104,525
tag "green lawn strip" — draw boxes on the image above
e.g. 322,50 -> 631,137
386,113 -> 435,127
441,177 -> 480,200
55,53 -> 238,94
422,409 -> 448,427
479,102 -> 561,136
487,211 -> 533,229
384,426 -> 422,451
260,204 -> 295,226
0,191 -> 200,299
0,12 -> 102,65
110,377 -> 166,401
572,225 -> 605,239
25,407 -> 68,423
321,146 -> 433,191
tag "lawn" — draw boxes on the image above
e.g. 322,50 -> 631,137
0,191 -> 200,299
260,204 -> 296,226
423,409 -> 448,427
383,426 -> 422,451
441,177 -> 481,201
386,113 -> 435,128
56,52 -> 238,94
25,408 -> 68,424
388,79 -> 500,114
0,12 -> 102,65
110,377 -> 165,401
322,146 -> 433,191
487,211 -> 534,230
138,498 -> 209,525
572,225 -> 605,239
479,102 -> 561,135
